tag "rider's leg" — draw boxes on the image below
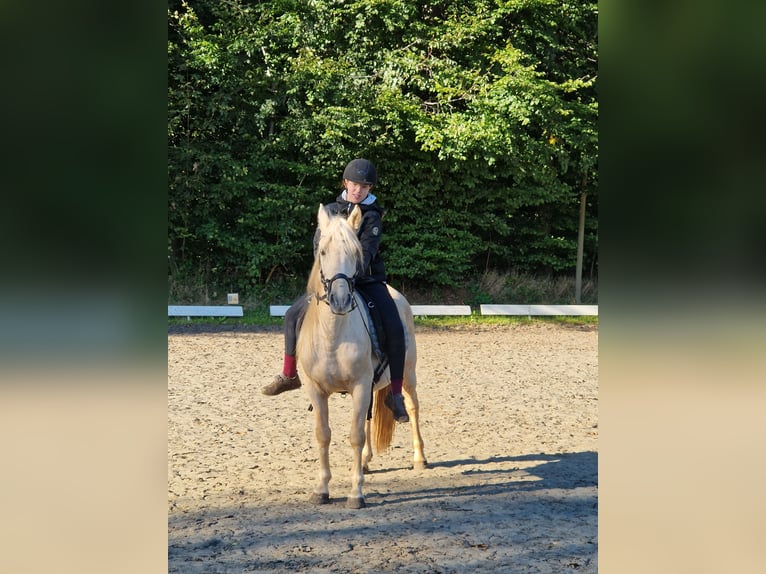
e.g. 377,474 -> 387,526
359,282 -> 409,422
262,295 -> 308,396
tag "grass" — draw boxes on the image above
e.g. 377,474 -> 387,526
167,309 -> 284,328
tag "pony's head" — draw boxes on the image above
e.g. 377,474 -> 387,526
312,204 -> 364,315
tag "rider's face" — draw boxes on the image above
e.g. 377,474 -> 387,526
344,179 -> 372,204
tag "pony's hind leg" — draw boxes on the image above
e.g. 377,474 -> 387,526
403,368 -> 428,470
362,419 -> 373,473
310,394 -> 332,504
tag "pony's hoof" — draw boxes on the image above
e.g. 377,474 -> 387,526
413,460 -> 429,470
310,493 -> 330,505
345,497 -> 366,509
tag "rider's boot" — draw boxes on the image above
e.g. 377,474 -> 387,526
384,391 -> 410,423
262,373 -> 302,396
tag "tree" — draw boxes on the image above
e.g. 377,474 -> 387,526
168,0 -> 598,297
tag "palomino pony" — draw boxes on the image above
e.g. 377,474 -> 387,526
295,204 -> 427,509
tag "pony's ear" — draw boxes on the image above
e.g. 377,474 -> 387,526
347,205 -> 362,231
317,203 -> 330,229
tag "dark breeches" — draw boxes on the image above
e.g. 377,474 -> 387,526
357,281 -> 405,381
284,295 -> 308,356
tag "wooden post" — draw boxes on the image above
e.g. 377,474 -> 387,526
575,191 -> 587,304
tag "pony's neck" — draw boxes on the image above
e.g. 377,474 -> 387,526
306,258 -> 322,301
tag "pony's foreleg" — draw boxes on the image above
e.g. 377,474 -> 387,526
403,369 -> 428,470
346,387 -> 369,509
362,418 -> 373,473
310,395 -> 332,504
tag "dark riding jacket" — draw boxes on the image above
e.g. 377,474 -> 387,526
314,192 -> 387,285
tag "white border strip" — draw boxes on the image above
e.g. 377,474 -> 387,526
411,305 -> 471,316
269,305 -> 291,317
270,304 -> 472,316
480,304 -> 598,316
270,304 -> 597,317
168,305 -> 243,317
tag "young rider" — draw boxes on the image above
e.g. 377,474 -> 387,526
261,158 -> 409,422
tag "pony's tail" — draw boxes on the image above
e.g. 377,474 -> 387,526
372,386 -> 395,454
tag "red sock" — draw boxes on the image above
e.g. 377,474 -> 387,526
283,354 -> 297,378
390,378 -> 403,395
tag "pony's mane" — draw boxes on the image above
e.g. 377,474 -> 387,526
306,210 -> 363,295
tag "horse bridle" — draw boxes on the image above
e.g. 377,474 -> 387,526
315,267 -> 358,313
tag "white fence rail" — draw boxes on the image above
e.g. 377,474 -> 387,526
168,305 -> 243,318
269,304 -> 595,317
169,304 -> 597,318
480,304 -> 598,316
269,305 -> 472,316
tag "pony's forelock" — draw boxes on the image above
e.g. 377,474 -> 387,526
307,211 -> 363,295
321,213 -> 363,263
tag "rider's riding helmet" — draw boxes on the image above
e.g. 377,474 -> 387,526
342,158 -> 377,186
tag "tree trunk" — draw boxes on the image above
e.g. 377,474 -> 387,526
575,191 -> 587,303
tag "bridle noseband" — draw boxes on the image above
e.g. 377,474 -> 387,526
315,267 -> 358,313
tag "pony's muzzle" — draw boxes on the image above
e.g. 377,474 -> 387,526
329,291 -> 355,315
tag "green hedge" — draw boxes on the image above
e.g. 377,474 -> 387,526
168,0 -> 598,293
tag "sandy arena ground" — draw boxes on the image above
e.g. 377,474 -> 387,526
168,322 -> 598,573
